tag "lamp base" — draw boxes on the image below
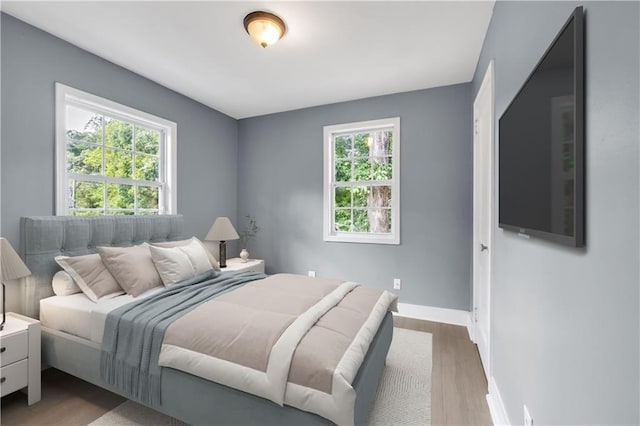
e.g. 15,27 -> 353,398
219,241 -> 227,268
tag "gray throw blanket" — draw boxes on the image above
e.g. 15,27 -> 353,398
100,270 -> 267,405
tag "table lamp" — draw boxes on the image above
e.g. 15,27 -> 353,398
1,238 -> 31,331
205,217 -> 239,268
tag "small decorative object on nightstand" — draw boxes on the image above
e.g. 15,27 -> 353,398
238,215 -> 260,263
222,258 -> 265,274
0,313 -> 41,405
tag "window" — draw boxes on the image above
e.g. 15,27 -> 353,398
323,117 -> 400,244
55,83 -> 176,216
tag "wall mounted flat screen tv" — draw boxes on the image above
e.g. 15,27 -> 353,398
499,6 -> 584,247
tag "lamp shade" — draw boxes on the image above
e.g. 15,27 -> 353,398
0,238 -> 31,281
206,217 -> 239,241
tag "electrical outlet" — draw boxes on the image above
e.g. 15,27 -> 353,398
524,405 -> 533,426
308,270 -> 316,278
393,278 -> 401,290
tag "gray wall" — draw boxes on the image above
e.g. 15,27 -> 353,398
238,84 -> 473,310
1,13 -> 238,251
472,1 -> 639,424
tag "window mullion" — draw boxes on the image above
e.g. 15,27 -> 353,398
159,130 -> 166,214
132,125 -> 137,214
369,180 -> 394,186
350,144 -> 355,232
331,135 -> 339,231
101,117 -> 107,215
66,139 -> 103,149
67,173 -> 161,187
101,115 -> 106,179
102,178 -> 107,215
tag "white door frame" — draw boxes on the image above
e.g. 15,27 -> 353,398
472,59 -> 495,378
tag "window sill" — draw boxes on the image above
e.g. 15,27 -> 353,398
323,232 -> 400,245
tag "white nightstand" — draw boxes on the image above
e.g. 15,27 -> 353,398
222,258 -> 265,274
0,313 -> 41,405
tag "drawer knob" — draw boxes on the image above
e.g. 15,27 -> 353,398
0,377 -> 5,383
0,347 -> 5,353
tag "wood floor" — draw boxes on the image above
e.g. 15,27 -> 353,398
393,317 -> 492,426
1,317 -> 492,426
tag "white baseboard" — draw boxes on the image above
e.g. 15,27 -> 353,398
487,375 -> 510,425
395,302 -> 472,329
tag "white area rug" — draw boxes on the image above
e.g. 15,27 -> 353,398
89,327 -> 432,426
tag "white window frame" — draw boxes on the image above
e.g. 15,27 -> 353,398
323,117 -> 400,244
55,83 -> 177,216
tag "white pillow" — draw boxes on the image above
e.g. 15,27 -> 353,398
151,237 -> 220,271
149,245 -> 193,286
177,239 -> 213,275
52,271 -> 82,296
149,239 -> 213,286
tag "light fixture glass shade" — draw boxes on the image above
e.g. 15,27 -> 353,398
206,217 -> 240,241
0,238 -> 31,281
244,11 -> 286,48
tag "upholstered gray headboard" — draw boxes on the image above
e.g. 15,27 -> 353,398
20,215 -> 184,318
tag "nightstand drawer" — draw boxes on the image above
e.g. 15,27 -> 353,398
0,331 -> 28,367
223,258 -> 265,274
0,358 -> 28,397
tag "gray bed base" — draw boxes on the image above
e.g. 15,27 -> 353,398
42,312 -> 393,426
22,215 -> 393,425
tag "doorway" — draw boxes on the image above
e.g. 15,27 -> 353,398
472,59 -> 494,378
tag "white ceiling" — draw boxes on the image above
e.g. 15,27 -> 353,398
2,1 -> 495,119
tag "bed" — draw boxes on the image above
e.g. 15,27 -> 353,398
21,215 -> 394,425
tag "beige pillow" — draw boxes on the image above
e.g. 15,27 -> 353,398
152,237 -> 220,271
55,254 -> 124,302
97,244 -> 163,297
51,271 -> 82,296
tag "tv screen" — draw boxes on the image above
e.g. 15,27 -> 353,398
499,6 -> 584,247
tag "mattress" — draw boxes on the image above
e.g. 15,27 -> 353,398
40,287 -> 164,343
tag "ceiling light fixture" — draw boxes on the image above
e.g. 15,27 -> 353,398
243,11 -> 286,48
